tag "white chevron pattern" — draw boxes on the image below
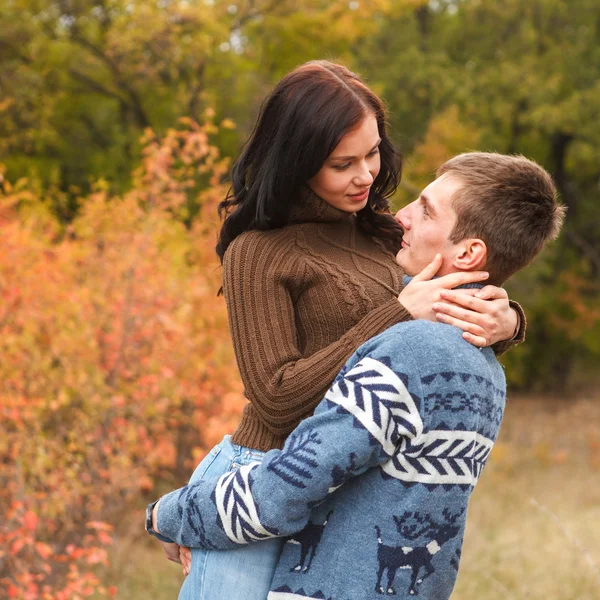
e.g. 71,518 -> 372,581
325,357 -> 424,456
215,462 -> 277,544
381,429 -> 494,486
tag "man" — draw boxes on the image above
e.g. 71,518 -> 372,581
147,153 -> 564,599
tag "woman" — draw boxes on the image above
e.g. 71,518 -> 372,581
157,60 -> 523,599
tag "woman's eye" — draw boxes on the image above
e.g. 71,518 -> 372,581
333,163 -> 351,171
368,148 -> 380,157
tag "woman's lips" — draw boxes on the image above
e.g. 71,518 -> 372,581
348,189 -> 370,202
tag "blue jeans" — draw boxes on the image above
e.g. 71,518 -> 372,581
177,435 -> 284,600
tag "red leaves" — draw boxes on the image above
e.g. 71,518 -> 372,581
0,118 -> 243,598
23,511 -> 37,532
34,543 -> 52,560
10,539 -> 27,555
86,522 -> 113,532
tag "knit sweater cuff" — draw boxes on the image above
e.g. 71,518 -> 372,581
231,410 -> 287,451
491,300 -> 527,356
155,493 -> 181,543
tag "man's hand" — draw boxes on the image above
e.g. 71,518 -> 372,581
152,498 -> 190,575
159,540 -> 183,565
433,285 -> 518,347
398,254 -> 489,321
180,546 -> 191,576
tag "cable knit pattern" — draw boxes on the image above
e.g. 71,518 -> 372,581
225,188 -> 526,452
293,232 -> 374,322
226,190 -> 411,451
321,229 -> 401,297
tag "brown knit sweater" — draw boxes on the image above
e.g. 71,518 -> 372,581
224,189 -> 525,451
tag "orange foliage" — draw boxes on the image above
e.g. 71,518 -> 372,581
0,116 -> 245,598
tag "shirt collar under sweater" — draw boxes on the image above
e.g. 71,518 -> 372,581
288,186 -> 352,225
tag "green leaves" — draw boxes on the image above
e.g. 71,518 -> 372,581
0,0 -> 598,385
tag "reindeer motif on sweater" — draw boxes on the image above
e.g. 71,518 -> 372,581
155,315 -> 506,600
375,508 -> 465,596
287,511 -> 333,573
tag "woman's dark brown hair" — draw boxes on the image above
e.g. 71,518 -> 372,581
216,60 -> 403,262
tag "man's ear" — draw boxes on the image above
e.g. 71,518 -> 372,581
452,239 -> 487,272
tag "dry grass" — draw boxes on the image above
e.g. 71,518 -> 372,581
454,394 -> 600,599
104,395 -> 600,599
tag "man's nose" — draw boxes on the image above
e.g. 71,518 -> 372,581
396,206 -> 410,229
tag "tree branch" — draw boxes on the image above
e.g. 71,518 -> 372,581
566,230 -> 600,278
68,68 -> 126,104
68,29 -> 151,128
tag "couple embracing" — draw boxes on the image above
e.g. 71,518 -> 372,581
145,61 -> 564,600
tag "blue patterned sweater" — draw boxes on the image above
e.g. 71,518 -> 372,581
156,316 -> 506,600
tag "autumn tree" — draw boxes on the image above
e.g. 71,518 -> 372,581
0,116 -> 248,599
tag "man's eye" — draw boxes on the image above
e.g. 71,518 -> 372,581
422,205 -> 430,217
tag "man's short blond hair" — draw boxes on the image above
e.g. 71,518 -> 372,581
438,152 -> 565,284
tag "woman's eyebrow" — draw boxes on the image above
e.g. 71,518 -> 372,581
330,139 -> 382,161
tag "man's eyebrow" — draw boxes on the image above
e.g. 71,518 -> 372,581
330,139 -> 382,161
420,193 -> 437,216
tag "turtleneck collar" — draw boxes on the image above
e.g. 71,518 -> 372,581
288,186 -> 351,225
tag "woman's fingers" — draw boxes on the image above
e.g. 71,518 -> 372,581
434,302 -> 486,326
410,254 -> 443,283
461,331 -> 488,347
437,291 -> 491,314
435,270 -> 489,289
474,285 -> 508,300
435,311 -> 487,338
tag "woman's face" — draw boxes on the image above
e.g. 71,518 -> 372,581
308,114 -> 381,213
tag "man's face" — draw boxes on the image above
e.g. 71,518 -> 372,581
395,173 -> 464,276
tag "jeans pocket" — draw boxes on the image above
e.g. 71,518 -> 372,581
188,444 -> 223,485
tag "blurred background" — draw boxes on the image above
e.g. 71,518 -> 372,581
1,1 -> 598,598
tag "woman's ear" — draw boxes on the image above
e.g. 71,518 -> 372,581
452,238 -> 487,272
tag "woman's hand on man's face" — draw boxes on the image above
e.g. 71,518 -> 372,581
397,254 -> 489,322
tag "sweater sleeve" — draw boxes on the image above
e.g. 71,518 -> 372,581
490,300 -> 527,356
222,232 -> 411,437
155,337 -> 423,549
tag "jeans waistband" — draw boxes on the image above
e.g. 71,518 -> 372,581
222,434 -> 267,463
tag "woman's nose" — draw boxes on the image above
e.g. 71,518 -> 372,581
354,162 -> 375,186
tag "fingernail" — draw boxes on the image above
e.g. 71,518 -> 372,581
432,303 -> 441,310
